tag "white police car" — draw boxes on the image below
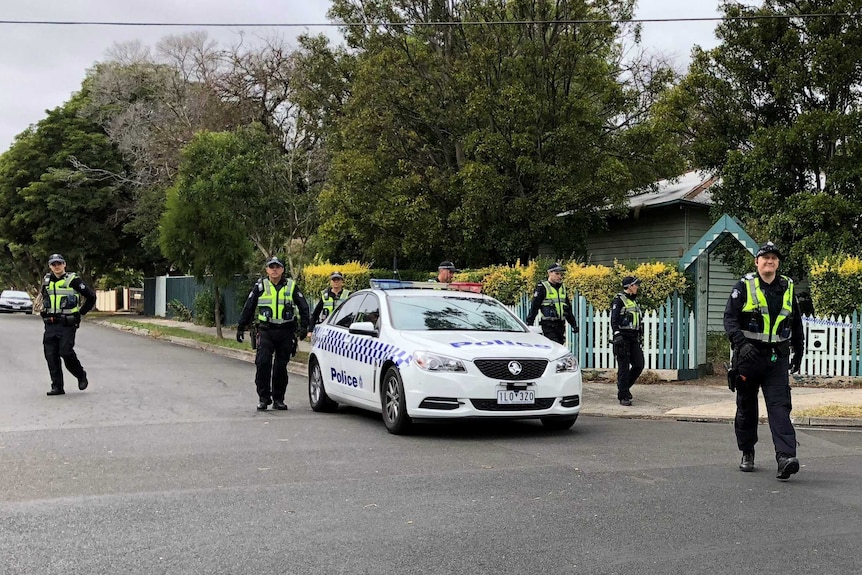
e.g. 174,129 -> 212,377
308,279 -> 582,434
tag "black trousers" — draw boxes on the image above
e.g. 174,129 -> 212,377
614,337 -> 644,400
43,322 -> 85,389
734,353 -> 796,458
540,320 -> 566,345
254,327 -> 295,402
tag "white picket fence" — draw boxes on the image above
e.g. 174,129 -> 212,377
508,294 -> 696,372
509,298 -> 862,377
801,314 -> 862,377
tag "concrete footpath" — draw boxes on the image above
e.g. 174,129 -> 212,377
97,316 -> 862,428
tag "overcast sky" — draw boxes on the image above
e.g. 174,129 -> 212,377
0,0 -> 734,153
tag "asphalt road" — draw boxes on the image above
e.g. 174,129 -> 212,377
2,314 -> 862,575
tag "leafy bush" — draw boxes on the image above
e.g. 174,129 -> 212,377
167,299 -> 193,322
481,265 -> 528,305
565,260 -> 688,311
808,255 -> 862,317
194,289 -> 224,327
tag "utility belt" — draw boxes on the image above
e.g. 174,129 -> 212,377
540,317 -> 564,324
257,320 -> 296,331
744,339 -> 791,356
44,314 -> 78,327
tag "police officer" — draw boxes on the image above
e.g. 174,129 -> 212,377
611,276 -> 645,406
433,261 -> 457,283
724,241 -> 804,480
526,263 -> 578,345
236,256 -> 310,411
40,253 -> 96,396
310,271 -> 350,325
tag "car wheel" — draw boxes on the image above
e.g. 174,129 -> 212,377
541,415 -> 578,431
381,366 -> 412,435
308,359 -> 337,412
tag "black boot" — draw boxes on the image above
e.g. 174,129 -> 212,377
739,451 -> 755,472
776,456 -> 800,480
78,373 -> 88,391
47,386 -> 65,396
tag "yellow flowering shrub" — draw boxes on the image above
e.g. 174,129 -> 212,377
302,260 -> 372,296
481,264 -> 529,305
564,261 -> 688,311
808,255 -> 862,316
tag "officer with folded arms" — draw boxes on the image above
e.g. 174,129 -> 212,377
236,256 -> 310,411
611,276 -> 644,406
724,241 -> 804,480
40,253 -> 96,396
526,263 -> 579,345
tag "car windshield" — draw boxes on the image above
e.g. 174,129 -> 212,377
1,291 -> 30,299
388,295 -> 526,332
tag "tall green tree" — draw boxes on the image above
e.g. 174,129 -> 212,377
655,0 -> 862,277
308,0 -> 680,267
0,90 -> 139,289
160,125 -> 311,334
160,130 -> 255,337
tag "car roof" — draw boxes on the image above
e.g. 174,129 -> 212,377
1,290 -> 30,296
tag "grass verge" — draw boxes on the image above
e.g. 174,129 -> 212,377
795,405 -> 862,418
105,318 -> 310,364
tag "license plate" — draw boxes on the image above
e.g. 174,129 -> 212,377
13,305 -> 20,309
497,389 -> 535,405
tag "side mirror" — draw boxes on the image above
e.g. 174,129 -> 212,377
349,321 -> 378,337
528,326 -> 543,334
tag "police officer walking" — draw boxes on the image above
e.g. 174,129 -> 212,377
611,276 -> 645,406
526,263 -> 579,345
236,256 -> 310,411
310,271 -> 350,325
724,242 -> 804,480
40,253 -> 96,396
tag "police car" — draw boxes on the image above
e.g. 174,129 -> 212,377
308,279 -> 582,434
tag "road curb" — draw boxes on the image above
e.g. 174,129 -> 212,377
96,320 -> 309,377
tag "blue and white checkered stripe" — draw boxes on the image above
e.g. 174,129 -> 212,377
314,326 -> 412,367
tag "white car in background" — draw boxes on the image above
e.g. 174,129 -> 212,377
308,280 -> 582,434
0,290 -> 34,314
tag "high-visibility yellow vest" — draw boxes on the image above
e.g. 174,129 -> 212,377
43,273 -> 80,315
740,274 -> 794,343
257,279 -> 296,324
540,281 -> 567,320
617,293 -> 641,331
320,288 -> 350,320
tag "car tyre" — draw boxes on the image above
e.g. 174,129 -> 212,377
541,415 -> 578,431
308,359 -> 337,412
381,366 -> 413,435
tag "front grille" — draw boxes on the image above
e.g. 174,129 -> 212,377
470,398 -> 556,411
419,397 -> 462,410
474,358 -> 548,381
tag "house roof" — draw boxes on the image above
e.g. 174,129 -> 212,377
556,170 -> 719,218
628,170 -> 718,210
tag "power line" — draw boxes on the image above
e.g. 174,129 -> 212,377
0,13 -> 860,27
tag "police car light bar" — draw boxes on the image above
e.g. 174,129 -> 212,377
370,279 -> 482,293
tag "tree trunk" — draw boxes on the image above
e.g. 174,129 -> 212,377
214,285 -> 223,339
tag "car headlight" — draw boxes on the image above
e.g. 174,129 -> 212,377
413,351 -> 466,372
555,353 -> 579,373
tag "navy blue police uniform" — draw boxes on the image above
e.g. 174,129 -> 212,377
237,258 -> 310,410
723,242 -> 804,479
610,276 -> 644,405
40,254 -> 96,395
525,263 -> 578,345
